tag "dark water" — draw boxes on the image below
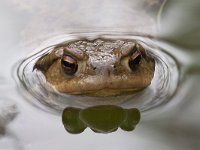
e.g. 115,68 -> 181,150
1,0 -> 200,150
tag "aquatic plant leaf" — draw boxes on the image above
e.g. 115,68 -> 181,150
120,108 -> 140,131
79,105 -> 125,133
62,107 -> 86,134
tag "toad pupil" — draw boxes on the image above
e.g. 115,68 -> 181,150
128,50 -> 142,71
61,55 -> 78,75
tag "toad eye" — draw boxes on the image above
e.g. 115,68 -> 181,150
128,50 -> 141,71
61,55 -> 78,75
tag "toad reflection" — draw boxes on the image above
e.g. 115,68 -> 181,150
62,105 -> 140,134
34,39 -> 155,97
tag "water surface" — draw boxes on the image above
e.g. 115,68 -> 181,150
0,0 -> 200,150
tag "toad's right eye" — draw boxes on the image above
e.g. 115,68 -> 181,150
128,50 -> 141,71
61,55 -> 78,75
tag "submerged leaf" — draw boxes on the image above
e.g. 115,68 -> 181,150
62,107 -> 86,134
79,105 -> 125,133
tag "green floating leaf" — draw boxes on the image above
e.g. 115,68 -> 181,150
79,105 -> 125,133
62,106 -> 141,134
62,107 -> 86,134
91,128 -> 118,133
120,108 -> 140,131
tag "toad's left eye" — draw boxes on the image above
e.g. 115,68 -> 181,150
61,55 -> 78,75
128,50 -> 141,71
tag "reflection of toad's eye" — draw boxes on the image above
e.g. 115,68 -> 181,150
61,55 -> 78,75
128,50 -> 141,71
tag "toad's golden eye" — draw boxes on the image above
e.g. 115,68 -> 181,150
61,55 -> 78,75
128,50 -> 141,71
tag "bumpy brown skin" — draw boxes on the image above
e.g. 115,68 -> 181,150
34,39 -> 155,97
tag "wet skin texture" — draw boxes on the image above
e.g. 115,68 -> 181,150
34,39 -> 155,97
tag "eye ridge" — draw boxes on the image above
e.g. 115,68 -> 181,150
61,55 -> 78,75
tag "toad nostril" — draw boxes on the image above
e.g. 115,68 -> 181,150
93,67 -> 97,70
113,65 -> 116,69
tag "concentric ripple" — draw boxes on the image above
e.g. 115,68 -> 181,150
16,33 -> 179,113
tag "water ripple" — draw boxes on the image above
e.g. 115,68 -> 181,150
15,33 -> 179,113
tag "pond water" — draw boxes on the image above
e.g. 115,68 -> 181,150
0,0 -> 200,150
